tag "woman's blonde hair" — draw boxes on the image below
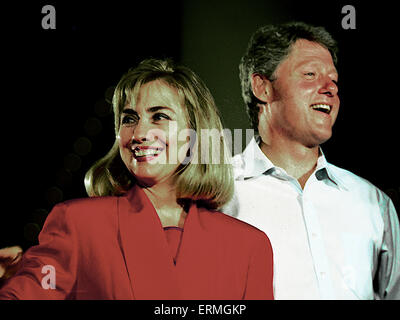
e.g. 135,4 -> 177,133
84,58 -> 233,210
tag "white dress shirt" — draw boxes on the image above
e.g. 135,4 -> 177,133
223,136 -> 400,300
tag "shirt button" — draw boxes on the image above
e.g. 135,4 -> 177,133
312,232 -> 318,238
320,272 -> 326,277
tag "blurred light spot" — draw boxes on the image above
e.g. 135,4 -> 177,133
94,99 -> 112,117
45,186 -> 63,206
84,117 -> 103,136
73,136 -> 92,156
55,169 -> 73,187
24,223 -> 41,242
64,153 -> 82,172
32,208 -> 48,226
105,86 -> 115,104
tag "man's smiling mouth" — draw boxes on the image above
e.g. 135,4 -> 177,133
310,103 -> 332,114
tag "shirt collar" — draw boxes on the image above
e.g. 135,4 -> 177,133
241,136 -> 348,190
316,150 -> 348,191
241,135 -> 275,178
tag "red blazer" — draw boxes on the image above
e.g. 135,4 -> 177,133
0,185 -> 273,300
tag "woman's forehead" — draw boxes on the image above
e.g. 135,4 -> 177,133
125,79 -> 183,108
121,80 -> 190,124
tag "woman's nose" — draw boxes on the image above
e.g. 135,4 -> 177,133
132,119 -> 152,142
132,120 -> 166,144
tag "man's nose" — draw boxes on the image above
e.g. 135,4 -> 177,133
319,77 -> 338,97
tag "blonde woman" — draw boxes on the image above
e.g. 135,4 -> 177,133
0,59 -> 273,300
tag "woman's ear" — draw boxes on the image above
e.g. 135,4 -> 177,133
251,73 -> 274,104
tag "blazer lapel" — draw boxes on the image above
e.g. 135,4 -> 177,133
117,185 -> 180,299
175,205 -> 221,297
178,205 -> 217,266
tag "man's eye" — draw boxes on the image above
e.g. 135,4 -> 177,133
304,72 -> 315,78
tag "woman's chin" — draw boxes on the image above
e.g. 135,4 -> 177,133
134,176 -> 158,188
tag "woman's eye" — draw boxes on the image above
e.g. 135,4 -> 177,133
153,113 -> 170,121
121,115 -> 138,125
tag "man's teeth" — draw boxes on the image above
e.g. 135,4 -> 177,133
311,104 -> 331,113
133,148 -> 162,157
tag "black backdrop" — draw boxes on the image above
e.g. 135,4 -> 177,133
2,0 -> 399,250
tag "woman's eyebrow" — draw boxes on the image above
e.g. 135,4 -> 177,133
148,106 -> 175,113
121,108 -> 138,116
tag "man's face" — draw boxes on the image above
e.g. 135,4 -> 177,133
268,39 -> 340,148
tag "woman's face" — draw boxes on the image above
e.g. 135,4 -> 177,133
118,80 -> 190,187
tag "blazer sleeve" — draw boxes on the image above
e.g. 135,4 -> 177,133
0,202 -> 78,299
243,232 -> 274,300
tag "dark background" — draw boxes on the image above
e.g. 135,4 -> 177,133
2,0 -> 399,250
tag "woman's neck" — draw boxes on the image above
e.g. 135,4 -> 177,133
142,183 -> 187,228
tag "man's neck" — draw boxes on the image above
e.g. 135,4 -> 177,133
259,137 -> 319,189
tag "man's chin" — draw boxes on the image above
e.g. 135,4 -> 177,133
305,131 -> 332,148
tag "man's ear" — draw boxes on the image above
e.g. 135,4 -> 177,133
251,73 -> 274,104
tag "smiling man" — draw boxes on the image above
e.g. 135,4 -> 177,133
223,22 -> 400,299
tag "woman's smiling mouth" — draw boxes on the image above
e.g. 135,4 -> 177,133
131,146 -> 164,162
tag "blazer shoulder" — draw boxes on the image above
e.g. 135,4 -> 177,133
51,195 -> 119,224
62,195 -> 118,207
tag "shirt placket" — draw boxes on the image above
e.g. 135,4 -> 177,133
301,181 -> 335,299
274,167 -> 335,299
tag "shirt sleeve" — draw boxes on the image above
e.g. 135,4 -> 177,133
374,196 -> 400,300
243,232 -> 274,300
0,203 -> 78,299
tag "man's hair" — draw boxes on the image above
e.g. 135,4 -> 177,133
239,21 -> 338,132
85,58 -> 233,210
